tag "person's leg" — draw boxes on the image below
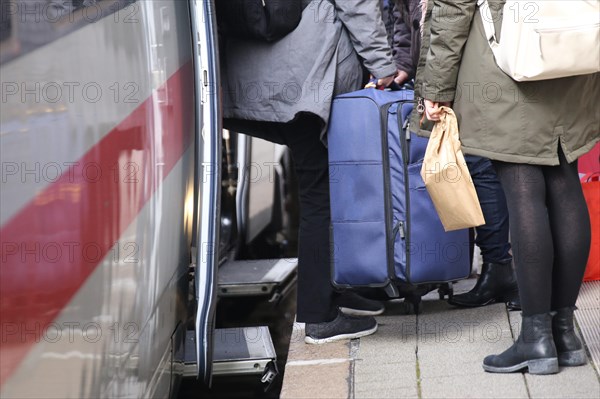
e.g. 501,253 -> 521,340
226,116 -> 338,322
483,161 -> 557,374
449,156 -> 518,308
271,115 -> 339,324
494,162 -> 553,315
228,116 -> 380,342
469,156 -> 512,264
278,115 -> 378,343
544,151 -> 590,309
544,148 -> 590,366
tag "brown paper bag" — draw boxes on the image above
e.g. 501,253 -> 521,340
420,107 -> 485,231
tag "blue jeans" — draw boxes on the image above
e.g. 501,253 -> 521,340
465,155 -> 512,264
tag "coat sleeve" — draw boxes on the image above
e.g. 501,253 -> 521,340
333,0 -> 397,79
392,2 -> 415,76
381,0 -> 395,46
421,0 -> 477,102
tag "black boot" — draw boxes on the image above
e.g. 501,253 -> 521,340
448,261 -> 518,307
505,291 -> 522,311
553,307 -> 586,366
483,313 -> 558,374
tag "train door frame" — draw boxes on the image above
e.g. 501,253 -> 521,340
189,0 -> 221,387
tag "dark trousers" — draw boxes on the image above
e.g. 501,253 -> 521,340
466,155 -> 512,264
226,115 -> 338,323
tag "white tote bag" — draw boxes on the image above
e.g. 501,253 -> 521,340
478,0 -> 600,81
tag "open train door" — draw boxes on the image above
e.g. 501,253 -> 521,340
186,0 -> 281,388
189,0 -> 221,386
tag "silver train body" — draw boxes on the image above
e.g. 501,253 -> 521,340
0,1 -> 287,397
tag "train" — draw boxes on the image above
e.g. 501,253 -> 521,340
0,1 -> 297,397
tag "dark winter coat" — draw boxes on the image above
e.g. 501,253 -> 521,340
391,0 -> 423,80
419,0 -> 600,165
221,0 -> 397,138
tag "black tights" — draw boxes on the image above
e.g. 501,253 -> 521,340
493,149 -> 591,316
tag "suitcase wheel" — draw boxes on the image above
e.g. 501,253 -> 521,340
437,282 -> 454,300
402,294 -> 423,315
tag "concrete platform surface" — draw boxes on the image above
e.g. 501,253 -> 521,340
280,279 -> 600,399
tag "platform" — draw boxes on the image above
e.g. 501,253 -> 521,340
281,280 -> 600,399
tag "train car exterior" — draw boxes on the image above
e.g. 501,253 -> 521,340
1,0 -> 220,397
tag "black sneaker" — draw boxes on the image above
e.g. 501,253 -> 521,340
304,311 -> 378,344
336,291 -> 385,316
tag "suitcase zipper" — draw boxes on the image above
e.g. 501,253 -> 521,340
380,102 -> 396,281
393,221 -> 405,239
404,120 -> 411,142
398,107 -> 412,283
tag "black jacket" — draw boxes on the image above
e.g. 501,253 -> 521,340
391,0 -> 423,80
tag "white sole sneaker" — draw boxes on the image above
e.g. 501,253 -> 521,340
304,324 -> 378,345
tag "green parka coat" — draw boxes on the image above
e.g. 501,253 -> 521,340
414,0 -> 599,165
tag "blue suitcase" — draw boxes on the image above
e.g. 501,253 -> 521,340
328,89 -> 471,298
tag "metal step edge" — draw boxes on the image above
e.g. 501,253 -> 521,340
218,282 -> 279,297
218,258 -> 298,297
183,326 -> 276,378
218,258 -> 298,285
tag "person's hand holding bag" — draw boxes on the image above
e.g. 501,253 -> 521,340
420,106 -> 485,231
424,99 -> 452,121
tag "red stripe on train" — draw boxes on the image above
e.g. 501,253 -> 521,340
0,61 -> 194,386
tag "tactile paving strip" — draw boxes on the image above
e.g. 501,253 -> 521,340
575,281 -> 600,373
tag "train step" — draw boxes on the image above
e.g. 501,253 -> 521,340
218,258 -> 297,302
183,327 -> 278,382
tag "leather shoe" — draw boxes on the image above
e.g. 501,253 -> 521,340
505,290 -> 521,311
483,313 -> 559,374
553,307 -> 586,366
449,261 -> 518,308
